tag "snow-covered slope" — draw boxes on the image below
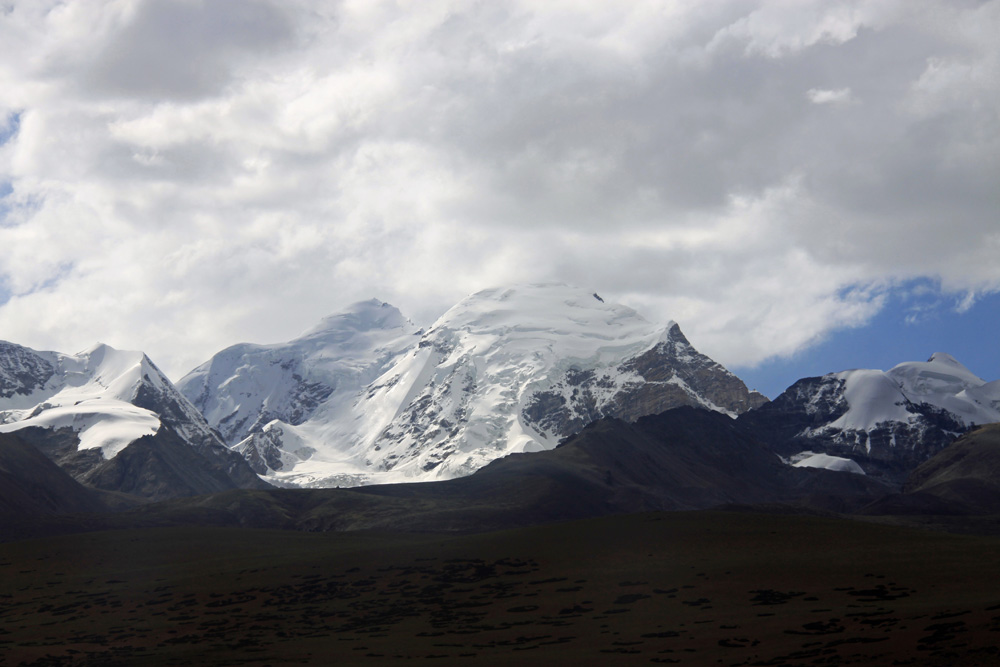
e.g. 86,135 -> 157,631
808,353 -> 1000,438
0,340 -> 264,495
177,299 -> 417,445
790,452 -> 867,475
740,353 -> 1000,482
1,342 -> 172,457
199,285 -> 767,488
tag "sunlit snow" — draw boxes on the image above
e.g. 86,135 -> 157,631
193,284 -> 754,488
0,343 -> 162,458
790,451 -> 866,475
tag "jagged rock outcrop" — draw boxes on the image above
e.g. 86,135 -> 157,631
525,323 -> 768,437
0,342 -> 56,399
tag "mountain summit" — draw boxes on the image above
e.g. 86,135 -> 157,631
182,284 -> 768,488
177,299 -> 418,446
0,340 -> 268,500
739,353 -> 1000,482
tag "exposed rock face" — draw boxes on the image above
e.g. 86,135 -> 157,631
525,324 -> 768,438
0,432 -> 107,516
233,425 -> 287,476
11,426 -> 105,480
81,426 -> 255,502
739,354 -> 1000,484
0,342 -> 55,400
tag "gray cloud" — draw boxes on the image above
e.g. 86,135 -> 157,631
77,0 -> 297,100
0,0 -> 997,377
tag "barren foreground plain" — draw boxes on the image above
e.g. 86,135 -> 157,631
3,511 -> 1000,665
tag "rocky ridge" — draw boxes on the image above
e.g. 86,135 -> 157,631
739,353 -> 1000,483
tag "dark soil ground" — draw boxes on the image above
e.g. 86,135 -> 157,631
2,511 -> 1000,665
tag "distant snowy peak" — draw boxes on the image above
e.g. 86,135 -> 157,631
0,340 -> 222,458
345,285 -> 679,478
0,342 -> 156,457
300,298 -> 413,340
429,284 -> 655,339
0,339 -> 266,499
177,299 -> 418,445
827,353 -> 998,432
415,285 -> 666,380
739,352 -> 1000,483
222,284 -> 767,488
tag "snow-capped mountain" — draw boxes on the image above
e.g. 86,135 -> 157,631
177,299 -> 418,446
187,284 -> 767,488
0,340 -> 265,497
738,353 -> 1000,482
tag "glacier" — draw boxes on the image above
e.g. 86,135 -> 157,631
181,284 -> 767,488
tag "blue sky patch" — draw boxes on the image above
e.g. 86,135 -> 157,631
735,280 -> 1000,398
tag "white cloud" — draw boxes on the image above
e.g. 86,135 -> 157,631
0,0 -> 998,378
706,0 -> 902,58
807,87 -> 854,104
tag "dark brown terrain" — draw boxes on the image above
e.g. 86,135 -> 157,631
3,512 -> 1000,666
4,411 -> 1000,664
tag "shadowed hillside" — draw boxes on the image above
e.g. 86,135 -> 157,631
0,433 -> 107,517
862,423 -> 1000,520
103,407 -> 890,534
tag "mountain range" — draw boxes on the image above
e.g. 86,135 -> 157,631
179,285 -> 768,488
0,340 -> 267,502
3,284 -> 999,667
0,283 -> 997,526
738,353 -> 1000,484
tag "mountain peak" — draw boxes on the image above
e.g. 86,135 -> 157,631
927,352 -> 963,367
204,284 -> 764,487
301,299 -> 411,339
889,352 -> 984,393
80,342 -> 110,356
433,283 -> 651,338
178,299 -> 419,446
740,351 -> 1000,483
0,341 -> 245,475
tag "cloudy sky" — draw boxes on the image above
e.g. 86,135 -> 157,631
1,0 -> 998,397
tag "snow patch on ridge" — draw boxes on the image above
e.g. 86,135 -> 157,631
0,343 -> 165,458
790,451 -> 866,475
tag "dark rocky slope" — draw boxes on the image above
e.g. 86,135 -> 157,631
862,423 -> 1000,517
0,433 -> 107,517
122,407 -> 889,533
